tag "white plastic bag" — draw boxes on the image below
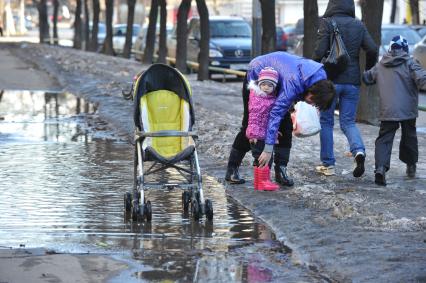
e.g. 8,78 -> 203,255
291,101 -> 321,137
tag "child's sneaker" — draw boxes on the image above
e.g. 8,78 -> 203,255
315,165 -> 335,176
353,152 -> 365,178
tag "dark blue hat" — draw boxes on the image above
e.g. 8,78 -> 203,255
389,35 -> 409,53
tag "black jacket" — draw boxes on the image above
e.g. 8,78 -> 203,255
313,0 -> 378,85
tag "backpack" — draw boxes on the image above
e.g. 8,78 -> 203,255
321,18 -> 350,79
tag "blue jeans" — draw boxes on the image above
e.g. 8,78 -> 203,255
320,84 -> 365,166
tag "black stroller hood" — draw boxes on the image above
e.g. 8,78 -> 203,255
133,64 -> 195,130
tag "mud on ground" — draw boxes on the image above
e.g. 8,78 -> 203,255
6,42 -> 426,282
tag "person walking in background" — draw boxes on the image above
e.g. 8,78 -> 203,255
246,67 -> 281,191
225,51 -> 336,186
362,35 -> 426,186
313,0 -> 378,177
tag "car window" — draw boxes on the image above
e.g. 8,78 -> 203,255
381,27 -> 421,45
132,25 -> 140,36
98,24 -> 106,34
284,26 -> 295,34
114,26 -> 126,36
113,25 -> 140,37
210,20 -> 251,38
417,28 -> 426,38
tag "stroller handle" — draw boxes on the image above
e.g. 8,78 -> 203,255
135,130 -> 198,139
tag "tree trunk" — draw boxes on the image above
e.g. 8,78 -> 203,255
35,0 -> 50,44
73,0 -> 82,49
90,0 -> 100,52
259,0 -> 275,54
0,1 -> 4,35
102,0 -> 115,55
303,0 -> 318,59
143,0 -> 159,64
252,0 -> 262,57
123,0 -> 136,58
410,0 -> 420,25
52,0 -> 59,44
390,0 -> 396,23
18,0 -> 27,34
83,0 -> 90,50
176,0 -> 191,73
157,0 -> 167,63
195,0 -> 209,81
357,0 -> 383,125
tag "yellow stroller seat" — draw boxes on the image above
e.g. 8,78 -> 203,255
123,64 -> 213,222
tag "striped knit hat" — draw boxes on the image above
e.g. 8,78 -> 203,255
258,67 -> 279,88
389,35 -> 409,53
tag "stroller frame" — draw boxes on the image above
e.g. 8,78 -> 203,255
123,64 -> 213,222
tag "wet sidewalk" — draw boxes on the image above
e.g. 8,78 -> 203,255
2,42 -> 426,282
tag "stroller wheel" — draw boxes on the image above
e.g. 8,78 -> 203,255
205,199 -> 213,221
144,201 -> 152,222
182,191 -> 191,212
191,199 -> 200,221
132,205 -> 139,222
137,204 -> 145,222
124,192 -> 132,213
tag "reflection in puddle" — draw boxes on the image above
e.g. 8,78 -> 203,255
0,90 -> 97,143
0,90 -> 309,281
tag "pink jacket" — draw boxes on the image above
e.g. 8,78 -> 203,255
246,81 -> 277,140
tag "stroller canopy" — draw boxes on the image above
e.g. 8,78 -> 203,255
133,64 -> 194,130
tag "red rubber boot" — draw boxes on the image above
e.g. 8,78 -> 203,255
253,166 -> 260,190
257,166 -> 279,191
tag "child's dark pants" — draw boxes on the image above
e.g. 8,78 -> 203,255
375,119 -> 418,170
250,140 -> 273,167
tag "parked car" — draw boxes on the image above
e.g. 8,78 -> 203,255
283,25 -> 298,51
89,22 -> 106,47
283,18 -> 313,51
413,35 -> 426,68
133,24 -> 173,61
112,24 -> 141,53
409,25 -> 426,38
276,26 -> 288,51
167,16 -> 252,71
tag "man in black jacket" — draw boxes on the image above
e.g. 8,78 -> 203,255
313,0 -> 377,177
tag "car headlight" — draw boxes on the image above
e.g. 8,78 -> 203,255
209,49 -> 223,58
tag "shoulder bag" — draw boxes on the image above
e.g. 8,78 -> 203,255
321,18 -> 350,79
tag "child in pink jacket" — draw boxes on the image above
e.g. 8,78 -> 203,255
246,67 -> 280,191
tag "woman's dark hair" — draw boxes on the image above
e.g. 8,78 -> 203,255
306,80 -> 336,111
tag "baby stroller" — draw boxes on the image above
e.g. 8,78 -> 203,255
123,63 -> 213,222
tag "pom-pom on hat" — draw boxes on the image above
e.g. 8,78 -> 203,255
389,35 -> 409,53
258,67 -> 279,88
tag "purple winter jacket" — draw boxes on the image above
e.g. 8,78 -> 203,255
246,52 -> 327,152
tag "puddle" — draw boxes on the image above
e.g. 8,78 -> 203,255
0,90 -> 324,282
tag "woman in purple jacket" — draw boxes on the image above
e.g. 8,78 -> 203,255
225,52 -> 336,185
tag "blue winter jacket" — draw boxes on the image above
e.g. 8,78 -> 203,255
247,52 -> 327,151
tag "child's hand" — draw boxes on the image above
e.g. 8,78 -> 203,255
249,138 -> 257,144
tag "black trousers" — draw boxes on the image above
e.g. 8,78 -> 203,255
375,119 -> 418,170
231,76 -> 293,166
250,140 -> 274,167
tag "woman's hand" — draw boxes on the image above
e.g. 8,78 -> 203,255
258,151 -> 272,167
